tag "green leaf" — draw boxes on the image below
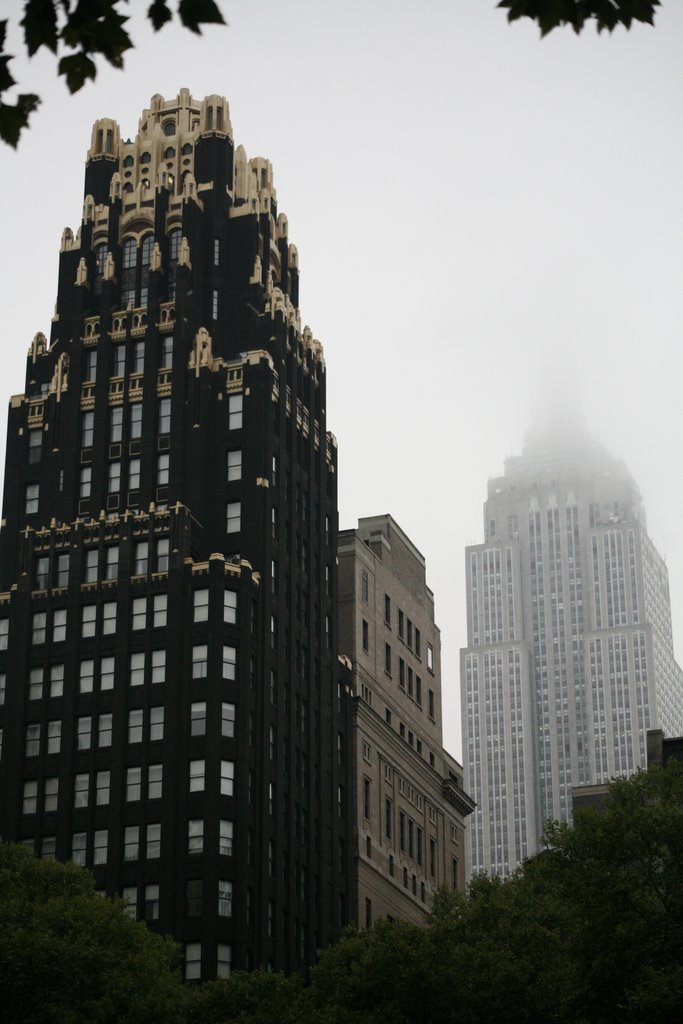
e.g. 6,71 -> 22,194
58,51 -> 97,93
178,0 -> 225,35
20,0 -> 59,56
147,0 -> 173,31
0,93 -> 40,147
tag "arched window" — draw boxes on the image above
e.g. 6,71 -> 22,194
168,229 -> 181,301
121,238 -> 137,307
121,235 -> 155,309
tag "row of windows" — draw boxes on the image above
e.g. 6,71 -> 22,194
81,337 -> 173,387
25,706 -> 165,755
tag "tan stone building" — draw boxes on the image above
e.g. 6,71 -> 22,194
338,515 -> 474,926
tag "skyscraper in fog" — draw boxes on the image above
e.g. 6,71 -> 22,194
0,91 -> 351,978
461,425 -> 683,877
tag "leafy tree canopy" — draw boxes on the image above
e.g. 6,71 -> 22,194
0,1 -> 226,148
498,0 -> 661,36
0,841 -> 186,1024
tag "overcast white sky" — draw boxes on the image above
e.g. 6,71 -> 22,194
2,1 -> 683,760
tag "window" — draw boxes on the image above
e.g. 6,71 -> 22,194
193,589 -> 209,622
189,759 -> 205,792
226,501 -> 241,533
76,715 -> 91,750
191,701 -> 206,736
218,879 -> 232,917
50,664 -> 64,697
158,398 -> 171,434
96,657 -> 114,699
148,763 -> 163,799
131,597 -> 146,630
71,832 -> 86,866
23,780 -> 38,814
0,620 -> 7,651
146,823 -> 161,859
109,406 -> 123,443
81,605 -> 96,638
81,411 -> 95,448
79,659 -> 94,693
427,643 -> 434,672
44,777 -> 58,813
224,590 -> 237,624
108,462 -> 121,494
105,546 -> 119,580
384,643 -> 392,675
126,766 -> 142,801
124,826 -> 139,861
219,819 -> 233,856
31,610 -> 46,643
128,457 -> 141,490
28,428 -> 42,464
362,619 -> 369,652
363,778 -> 371,820
35,556 -> 49,589
185,943 -> 201,981
361,569 -> 369,603
25,483 -> 39,514
228,394 -> 242,430
134,541 -> 148,575
222,645 -> 236,680
399,658 -> 405,689
29,666 -> 43,700
130,403 -> 142,439
227,450 -> 241,481
151,649 -> 166,683
217,944 -> 231,979
74,773 -> 89,808
214,238 -> 220,265
415,628 -> 421,658
96,771 -> 110,806
128,709 -> 143,743
25,723 -> 41,756
156,537 -> 169,571
161,336 -> 173,368
398,610 -> 404,639
122,886 -> 137,918
56,555 -> 69,588
132,340 -> 144,374
103,601 -> 116,634
416,676 -> 422,706
130,652 -> 145,686
187,879 -> 202,916
385,798 -> 392,839
407,619 -> 413,649
221,760 -> 234,796
82,549 -> 98,584
150,706 -> 164,741
83,350 -> 97,382
192,644 -> 208,679
430,837 -> 436,878
145,884 -> 159,922
0,672 -> 4,704
112,344 -> 125,377
98,712 -> 112,747
188,819 -> 204,854
157,453 -> 169,486
77,466 -> 92,503
221,702 -> 235,738
46,720 -> 61,754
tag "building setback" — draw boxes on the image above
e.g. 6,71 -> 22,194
461,425 -> 683,877
0,91 -> 352,978
338,515 -> 474,925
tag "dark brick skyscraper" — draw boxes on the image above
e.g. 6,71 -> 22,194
0,90 -> 351,979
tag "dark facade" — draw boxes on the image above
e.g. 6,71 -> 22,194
0,90 -> 351,979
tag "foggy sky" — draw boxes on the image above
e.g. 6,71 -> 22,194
2,1 -> 683,760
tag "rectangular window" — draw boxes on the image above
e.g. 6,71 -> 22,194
161,336 -> 173,368
193,589 -> 209,622
146,823 -> 161,859
415,628 -> 421,658
385,643 -> 391,675
0,672 -> 5,704
158,398 -> 171,434
385,798 -> 392,839
148,763 -> 163,799
74,773 -> 89,808
222,645 -> 237,680
427,643 -> 434,672
96,770 -> 110,806
28,428 -> 42,463
83,549 -> 98,583
31,610 -> 46,643
212,289 -> 218,319
79,466 -> 92,499
150,706 -> 164,741
219,819 -> 233,857
47,720 -> 61,754
221,760 -> 235,796
226,501 -> 241,533
77,716 -> 91,750
71,832 -> 86,866
134,541 -> 148,575
128,709 -> 143,743
156,538 -> 169,572
29,666 -> 43,700
102,601 -> 116,634
218,880 -> 232,917
101,655 -> 115,691
132,340 -> 144,374
109,406 -> 123,443
151,649 -> 166,684
126,766 -> 142,801
362,619 -> 369,652
0,620 -> 7,651
186,879 -> 203,916
81,605 -> 96,638
108,462 -> 120,494
79,659 -> 95,693
23,780 -> 38,814
128,457 -> 141,490
35,556 -> 49,589
361,569 -> 369,603
399,657 -> 405,689
112,345 -> 125,377
185,943 -> 201,981
130,403 -> 142,439
44,777 -> 58,813
81,411 -> 94,448
25,483 -> 39,514
214,238 -> 220,265
122,886 -> 137,918
416,676 -> 422,706
398,610 -> 404,639
49,664 -> 64,698
129,651 -> 145,686
227,450 -> 241,481
105,546 -> 119,580
228,394 -> 242,430
191,701 -> 207,736
217,944 -> 231,980
83,350 -> 97,382
189,759 -> 205,792
188,819 -> 204,854
124,825 -> 139,861
221,702 -> 235,738
98,712 -> 112,747
407,619 -> 413,649
131,597 -> 146,630
56,555 -> 69,588
157,452 -> 169,486
363,777 -> 371,820
224,590 -> 237,623
192,644 -> 208,679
